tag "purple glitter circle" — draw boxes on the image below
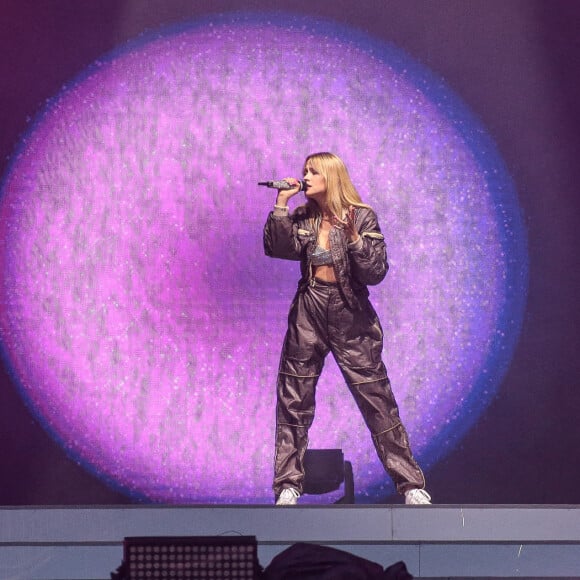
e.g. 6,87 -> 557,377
0,16 -> 526,502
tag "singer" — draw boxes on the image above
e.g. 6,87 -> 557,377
263,152 -> 431,506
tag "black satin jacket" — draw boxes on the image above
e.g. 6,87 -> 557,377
263,206 -> 389,310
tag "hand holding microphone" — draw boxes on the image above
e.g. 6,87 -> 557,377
259,177 -> 306,210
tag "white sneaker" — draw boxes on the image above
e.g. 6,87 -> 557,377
405,488 -> 432,505
275,488 -> 300,506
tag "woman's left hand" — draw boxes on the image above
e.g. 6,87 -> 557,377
332,206 -> 360,244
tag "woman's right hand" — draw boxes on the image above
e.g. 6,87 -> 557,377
276,177 -> 302,207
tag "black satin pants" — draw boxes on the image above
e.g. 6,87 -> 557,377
273,278 -> 425,497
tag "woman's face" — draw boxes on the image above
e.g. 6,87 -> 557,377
303,162 -> 327,204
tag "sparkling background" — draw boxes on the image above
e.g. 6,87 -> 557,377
0,16 -> 527,503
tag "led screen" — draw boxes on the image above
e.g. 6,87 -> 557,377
0,14 -> 527,502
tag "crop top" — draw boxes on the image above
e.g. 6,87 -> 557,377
311,245 -> 333,266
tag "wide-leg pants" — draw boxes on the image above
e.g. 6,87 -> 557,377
273,278 -> 425,497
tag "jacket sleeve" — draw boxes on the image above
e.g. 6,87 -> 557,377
263,211 -> 303,261
348,207 -> 389,286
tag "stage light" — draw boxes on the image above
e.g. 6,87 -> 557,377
303,449 -> 354,504
114,535 -> 260,580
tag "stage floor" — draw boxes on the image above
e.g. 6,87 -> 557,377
1,504 -> 579,579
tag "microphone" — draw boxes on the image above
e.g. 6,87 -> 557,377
258,179 -> 306,191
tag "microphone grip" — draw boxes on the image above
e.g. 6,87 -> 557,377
258,180 -> 306,191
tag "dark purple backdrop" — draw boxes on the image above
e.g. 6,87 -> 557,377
1,0 -> 579,504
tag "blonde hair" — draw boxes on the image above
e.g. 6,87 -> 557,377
303,152 -> 368,218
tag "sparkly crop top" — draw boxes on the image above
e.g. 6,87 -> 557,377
311,245 -> 333,266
